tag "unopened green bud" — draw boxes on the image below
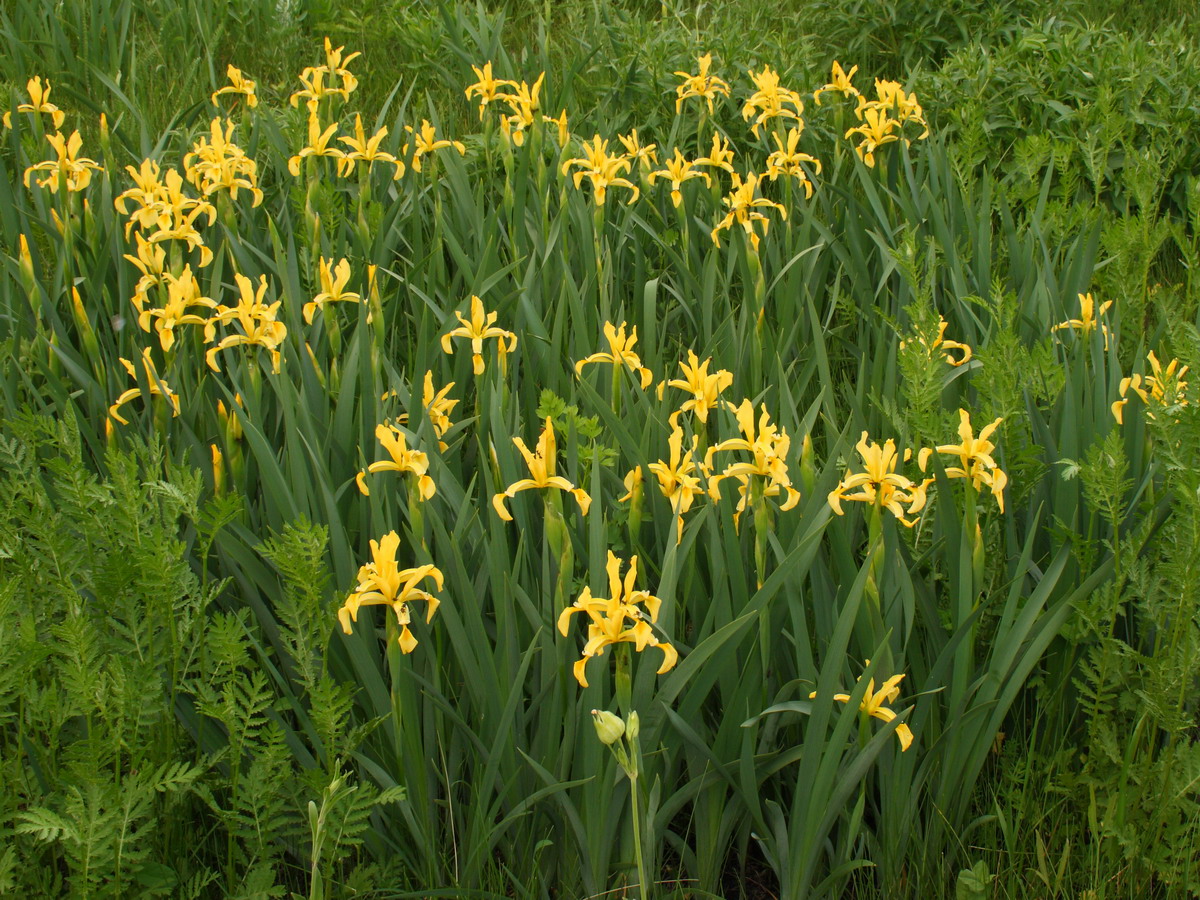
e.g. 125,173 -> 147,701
17,234 -> 37,297
545,495 -> 568,562
625,710 -> 640,741
800,433 -> 815,496
972,522 -> 985,585
622,466 -> 644,538
590,709 -> 625,746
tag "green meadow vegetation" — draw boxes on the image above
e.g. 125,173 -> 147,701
1,0 -> 1199,897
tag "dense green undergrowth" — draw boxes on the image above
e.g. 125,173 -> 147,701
0,412 -> 411,897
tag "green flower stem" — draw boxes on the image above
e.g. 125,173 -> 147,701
304,161 -> 320,259
626,475 -> 644,552
751,479 -> 773,684
628,739 -> 650,900
60,191 -> 76,291
501,137 -> 516,251
752,478 -> 769,590
384,617 -> 433,885
615,642 -> 632,717
473,371 -> 483,432
545,490 -> 572,616
675,199 -> 691,264
952,489 -> 980,715
597,711 -> 650,900
244,352 -> 263,411
592,203 -> 609,325
482,112 -> 495,173
217,191 -> 237,240
610,358 -> 623,419
356,165 -> 371,244
859,499 -> 888,663
866,500 -> 884,607
321,299 -> 342,358
834,105 -> 846,167
161,231 -> 180,281
408,476 -> 426,552
747,243 -> 766,385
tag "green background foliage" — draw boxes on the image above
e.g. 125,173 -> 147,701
1,1 -> 1198,898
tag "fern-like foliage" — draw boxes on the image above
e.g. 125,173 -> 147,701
0,414 -> 385,897
257,517 -> 334,694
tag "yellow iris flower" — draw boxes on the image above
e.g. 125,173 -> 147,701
673,53 -> 731,115
844,107 -> 900,168
707,399 -> 801,529
492,417 -> 591,522
403,119 -> 466,173
211,64 -> 258,109
499,73 -> 545,146
561,134 -> 640,206
184,117 -> 262,206
204,273 -> 288,373
144,212 -> 215,268
809,660 -> 914,751
356,423 -> 435,500
465,61 -> 517,119
304,257 -> 362,324
618,129 -> 658,169
742,65 -> 804,138
337,531 -> 444,654
619,465 -> 643,505
290,37 -> 360,110
338,114 -> 404,178
124,232 -> 168,310
1052,292 -> 1113,349
899,316 -> 972,366
557,551 -> 678,688
828,432 -> 929,527
812,61 -> 860,105
665,350 -> 733,425
648,148 -> 711,208
574,321 -> 654,388
391,372 -> 459,450
764,126 -> 822,197
114,159 -> 168,229
866,79 -> 928,137
421,370 -> 458,450
918,410 -> 1007,513
137,265 -> 217,351
543,108 -> 571,147
23,130 -> 103,193
710,172 -> 786,251
1113,351 -> 1190,424
648,424 -> 707,544
4,76 -> 66,129
288,111 -> 345,176
108,348 -> 181,426
440,294 -> 518,375
116,165 -> 217,264
694,132 -> 736,174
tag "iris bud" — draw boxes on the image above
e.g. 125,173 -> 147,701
591,709 -> 625,746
